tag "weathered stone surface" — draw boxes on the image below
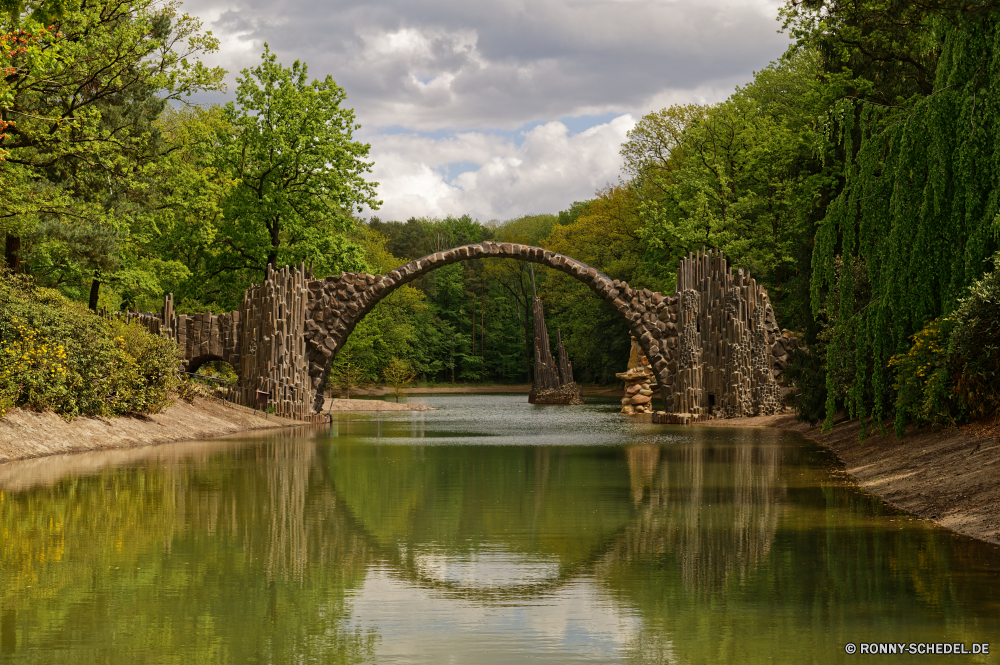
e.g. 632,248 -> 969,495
136,243 -> 708,420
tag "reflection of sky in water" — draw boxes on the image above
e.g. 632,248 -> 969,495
347,563 -> 646,664
411,544 -> 561,589
8,394 -> 1000,664
331,394 -> 691,447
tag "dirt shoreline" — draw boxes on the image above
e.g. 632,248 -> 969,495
346,384 -> 624,397
694,412 -> 1000,546
0,395 -> 432,464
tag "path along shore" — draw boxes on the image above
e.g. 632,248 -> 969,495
1,390 -> 997,547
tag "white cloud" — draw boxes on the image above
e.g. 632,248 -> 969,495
181,0 -> 791,220
366,115 -> 635,221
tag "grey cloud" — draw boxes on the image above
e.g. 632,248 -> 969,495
186,0 -> 790,130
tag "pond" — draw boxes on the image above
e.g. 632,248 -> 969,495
1,394 -> 998,664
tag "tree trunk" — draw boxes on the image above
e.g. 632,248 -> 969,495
266,216 -> 280,273
88,276 -> 101,311
4,235 -> 20,273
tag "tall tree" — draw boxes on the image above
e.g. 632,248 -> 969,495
212,44 -> 379,285
807,8 -> 1000,430
0,0 -> 224,278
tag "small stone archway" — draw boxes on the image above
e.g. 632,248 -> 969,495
300,241 -> 676,413
185,354 -> 228,374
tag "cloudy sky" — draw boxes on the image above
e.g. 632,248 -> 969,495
181,0 -> 791,222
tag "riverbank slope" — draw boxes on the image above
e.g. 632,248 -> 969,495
0,395 -> 438,464
700,413 -> 1000,546
0,397 -> 295,463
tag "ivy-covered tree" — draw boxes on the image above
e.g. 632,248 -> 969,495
808,9 -> 1000,432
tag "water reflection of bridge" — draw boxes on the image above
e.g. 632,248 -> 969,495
4,426 -> 992,664
0,425 -> 787,598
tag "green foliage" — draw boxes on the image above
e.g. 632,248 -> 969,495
890,317 -> 956,434
782,336 -> 829,426
369,214 -> 486,260
631,51 -> 832,331
1,0 -> 225,313
0,272 -> 179,419
213,44 -> 378,283
888,254 -> 1000,434
329,347 -> 371,399
946,253 -> 1000,419
810,11 -> 1000,431
196,360 -> 239,386
381,356 -> 416,403
889,318 -> 959,430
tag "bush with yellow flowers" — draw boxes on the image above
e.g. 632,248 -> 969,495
890,251 -> 1000,436
0,322 -> 69,418
889,317 -> 957,436
0,272 -> 180,419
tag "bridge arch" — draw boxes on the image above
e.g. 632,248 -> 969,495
302,241 -> 677,413
148,242 -> 782,421
185,354 -> 228,374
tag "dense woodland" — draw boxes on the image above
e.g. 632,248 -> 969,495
2,0 -> 999,431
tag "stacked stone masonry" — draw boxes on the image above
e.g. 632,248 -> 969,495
128,242 -> 786,423
646,248 -> 786,423
616,339 -> 659,415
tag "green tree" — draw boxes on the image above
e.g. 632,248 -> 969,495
381,356 -> 416,403
135,104 -> 238,311
329,347 -> 369,400
805,7 -> 1000,432
212,44 -> 379,289
1,0 -> 224,279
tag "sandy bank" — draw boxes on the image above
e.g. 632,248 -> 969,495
324,398 -> 435,411
0,394 -> 441,464
695,412 -> 1000,546
0,397 -> 297,464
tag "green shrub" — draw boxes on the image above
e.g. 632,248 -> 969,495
889,317 -> 958,436
0,272 -> 180,419
195,360 -> 239,386
889,251 -> 1000,435
949,253 -> 1000,419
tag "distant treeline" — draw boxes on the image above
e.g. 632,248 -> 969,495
2,1 -> 999,430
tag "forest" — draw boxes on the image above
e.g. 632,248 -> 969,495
2,0 -> 999,433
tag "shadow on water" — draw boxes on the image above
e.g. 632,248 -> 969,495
0,394 -> 998,663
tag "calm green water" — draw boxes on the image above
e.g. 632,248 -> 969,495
2,394 -> 999,664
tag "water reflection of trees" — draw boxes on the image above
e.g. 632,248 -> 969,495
0,432 -> 376,663
598,429 -> 784,596
4,426 -> 1000,665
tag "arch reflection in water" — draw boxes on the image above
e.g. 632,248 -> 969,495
2,394 -> 1000,664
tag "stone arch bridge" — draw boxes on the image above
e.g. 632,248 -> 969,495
133,242 -> 786,421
